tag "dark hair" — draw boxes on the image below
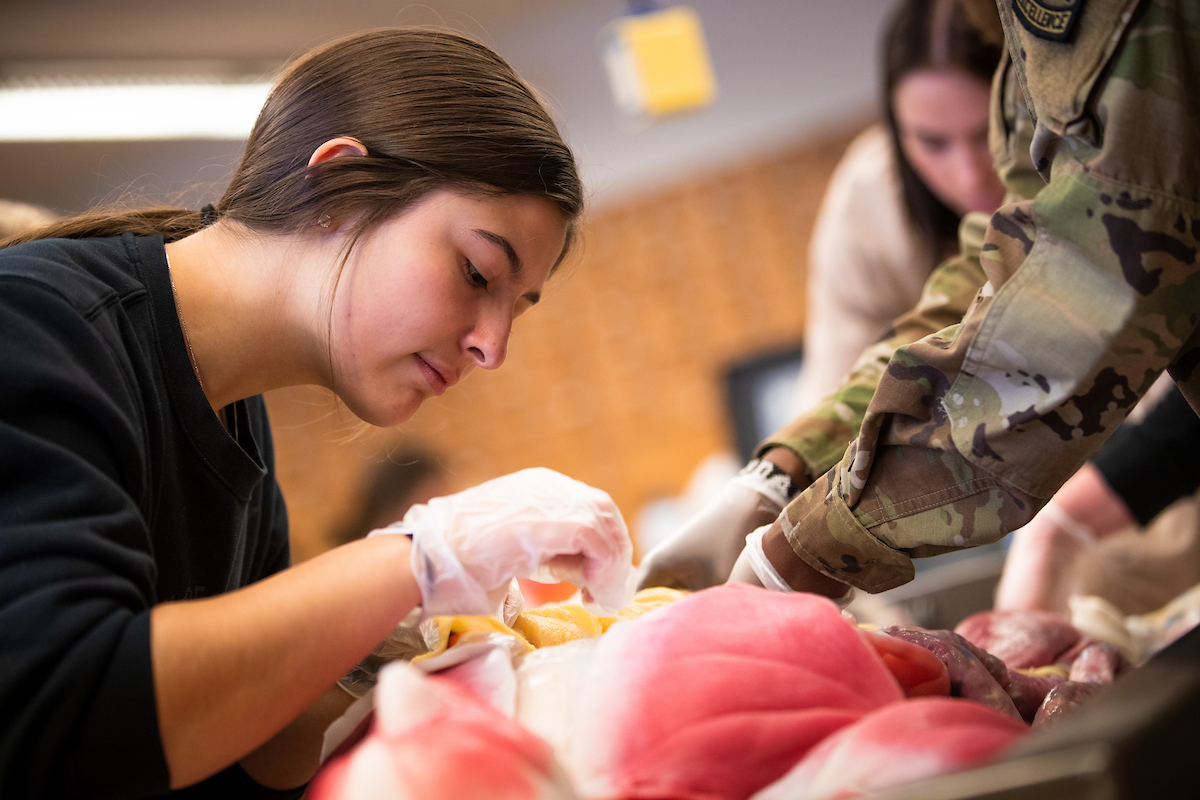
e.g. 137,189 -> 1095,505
0,28 -> 584,260
882,0 -> 1003,253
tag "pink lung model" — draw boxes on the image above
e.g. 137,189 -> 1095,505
568,583 -> 907,800
752,697 -> 1029,799
308,663 -> 575,800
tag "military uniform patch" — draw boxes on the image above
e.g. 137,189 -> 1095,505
1011,0 -> 1087,42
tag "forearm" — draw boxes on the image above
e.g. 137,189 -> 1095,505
1092,385 -> 1200,527
747,223 -> 991,595
761,58 -> 1035,497
152,534 -> 419,789
761,520 -> 848,597
772,192 -> 1141,594
758,56 -> 1048,595
760,444 -> 811,490
239,684 -> 356,790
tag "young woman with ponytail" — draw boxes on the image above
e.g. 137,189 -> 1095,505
0,28 -> 625,799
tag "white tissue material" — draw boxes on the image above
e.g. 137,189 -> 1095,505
514,638 -> 603,772
374,662 -> 445,738
415,633 -> 522,718
311,661 -> 579,800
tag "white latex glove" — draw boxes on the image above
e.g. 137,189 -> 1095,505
636,459 -> 793,591
727,525 -> 793,592
995,464 -> 1130,612
728,525 -> 855,609
994,504 -> 1096,613
377,468 -> 634,619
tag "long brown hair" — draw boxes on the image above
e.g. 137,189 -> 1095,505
882,0 -> 1003,254
1,28 -> 584,260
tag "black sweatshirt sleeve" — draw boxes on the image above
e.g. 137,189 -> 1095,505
1092,384 -> 1200,527
0,276 -> 170,798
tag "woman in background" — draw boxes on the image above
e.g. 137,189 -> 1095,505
0,28 -> 631,799
793,0 -> 1006,411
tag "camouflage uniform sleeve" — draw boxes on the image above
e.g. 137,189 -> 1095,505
755,216 -> 989,482
755,13 -> 1044,485
778,0 -> 1200,593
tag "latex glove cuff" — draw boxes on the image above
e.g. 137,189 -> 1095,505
731,458 -> 799,510
740,525 -> 855,609
1041,504 -> 1097,546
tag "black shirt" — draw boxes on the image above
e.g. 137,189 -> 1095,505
1093,383 -> 1200,527
0,234 -> 292,798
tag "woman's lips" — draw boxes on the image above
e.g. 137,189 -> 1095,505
415,354 -> 449,395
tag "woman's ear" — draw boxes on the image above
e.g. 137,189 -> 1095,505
308,137 -> 368,168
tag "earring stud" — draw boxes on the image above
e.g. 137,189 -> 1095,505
317,214 -> 331,228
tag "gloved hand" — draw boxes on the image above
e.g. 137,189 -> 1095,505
993,503 -> 1097,613
375,467 -> 634,619
995,462 -> 1131,613
635,458 -> 797,591
728,525 -> 855,609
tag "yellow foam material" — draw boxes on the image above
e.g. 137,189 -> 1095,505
416,588 -> 691,661
513,604 -> 607,648
411,615 -> 533,665
610,587 -> 690,626
511,586 -> 690,646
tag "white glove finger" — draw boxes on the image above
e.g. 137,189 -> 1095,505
637,479 -> 786,591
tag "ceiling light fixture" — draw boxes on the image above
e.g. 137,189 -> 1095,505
0,75 -> 272,142
599,3 -> 718,125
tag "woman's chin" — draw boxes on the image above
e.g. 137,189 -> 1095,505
964,193 -> 1008,215
345,393 -> 426,428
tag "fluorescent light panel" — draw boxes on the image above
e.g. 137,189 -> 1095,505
0,78 -> 272,142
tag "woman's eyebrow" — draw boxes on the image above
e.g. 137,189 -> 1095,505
473,229 -> 522,275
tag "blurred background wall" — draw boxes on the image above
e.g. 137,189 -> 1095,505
0,0 -> 890,561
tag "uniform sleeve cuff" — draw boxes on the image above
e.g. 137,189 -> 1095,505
777,469 -> 915,593
752,439 -> 825,490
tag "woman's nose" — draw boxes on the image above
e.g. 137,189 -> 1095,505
962,144 -> 998,190
464,313 -> 511,370
948,147 -> 978,189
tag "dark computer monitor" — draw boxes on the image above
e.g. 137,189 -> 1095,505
725,343 -> 805,464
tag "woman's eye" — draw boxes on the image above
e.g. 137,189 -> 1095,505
466,261 -> 488,289
917,135 -> 949,154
